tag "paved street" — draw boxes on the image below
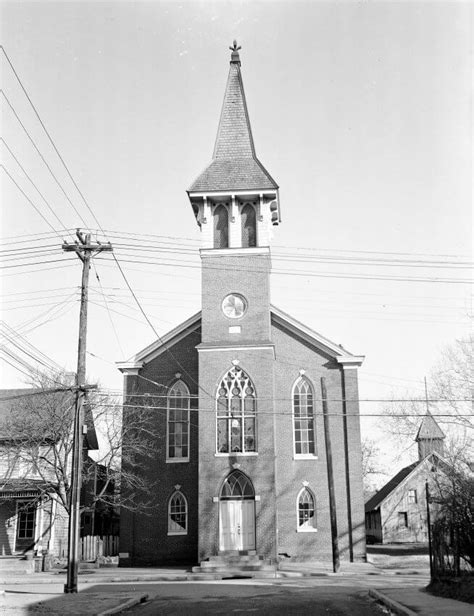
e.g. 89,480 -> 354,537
93,582 -> 384,615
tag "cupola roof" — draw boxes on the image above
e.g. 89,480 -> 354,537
188,42 -> 278,193
415,411 -> 446,442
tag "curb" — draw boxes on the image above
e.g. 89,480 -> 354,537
97,593 -> 149,616
369,589 -> 417,616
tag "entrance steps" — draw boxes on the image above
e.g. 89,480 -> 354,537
192,550 -> 277,578
0,555 -> 35,575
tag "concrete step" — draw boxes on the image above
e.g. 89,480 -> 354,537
191,566 -> 277,578
199,559 -> 272,569
208,555 -> 265,564
193,563 -> 276,573
0,556 -> 35,574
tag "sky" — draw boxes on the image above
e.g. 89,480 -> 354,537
1,1 -> 472,483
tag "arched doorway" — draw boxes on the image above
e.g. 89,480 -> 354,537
219,470 -> 256,551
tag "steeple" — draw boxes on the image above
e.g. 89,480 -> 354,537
415,411 -> 446,460
188,42 -> 279,203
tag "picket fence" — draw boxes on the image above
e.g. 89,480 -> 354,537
80,535 -> 119,561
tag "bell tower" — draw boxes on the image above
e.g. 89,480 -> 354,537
187,42 -> 280,347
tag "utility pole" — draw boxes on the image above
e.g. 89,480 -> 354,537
62,230 -> 112,594
321,377 -> 340,573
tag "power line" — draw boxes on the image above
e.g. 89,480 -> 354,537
0,88 -> 89,227
1,137 -> 71,236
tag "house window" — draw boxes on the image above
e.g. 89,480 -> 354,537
293,377 -> 316,457
408,489 -> 417,504
398,511 -> 408,528
297,488 -> 316,531
241,203 -> 257,248
167,380 -> 190,462
17,502 -> 36,540
168,491 -> 187,535
216,366 -> 256,454
214,204 -> 229,248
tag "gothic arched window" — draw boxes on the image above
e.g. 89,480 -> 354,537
297,487 -> 316,531
214,204 -> 229,248
241,203 -> 256,248
168,491 -> 187,535
220,470 -> 255,500
167,380 -> 190,462
293,377 -> 316,457
216,366 -> 256,454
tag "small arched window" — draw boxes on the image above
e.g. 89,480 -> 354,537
293,377 -> 316,457
297,488 -> 316,531
241,203 -> 256,248
168,491 -> 187,535
167,380 -> 190,462
220,470 -> 255,500
214,204 -> 229,248
216,366 -> 256,454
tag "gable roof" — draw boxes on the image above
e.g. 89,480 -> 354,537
117,307 -> 362,369
365,460 -> 419,512
0,388 -> 98,450
188,51 -> 277,193
365,451 -> 449,512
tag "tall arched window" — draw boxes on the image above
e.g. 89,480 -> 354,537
241,203 -> 256,248
168,491 -> 187,535
214,204 -> 229,248
216,366 -> 256,454
167,380 -> 190,462
297,487 -> 316,531
293,377 -> 316,457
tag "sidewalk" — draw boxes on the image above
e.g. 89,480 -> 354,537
370,587 -> 473,616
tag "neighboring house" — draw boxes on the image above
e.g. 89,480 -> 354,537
0,388 -> 98,556
117,44 -> 367,566
365,412 -> 447,543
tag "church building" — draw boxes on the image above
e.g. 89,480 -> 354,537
118,43 -> 366,567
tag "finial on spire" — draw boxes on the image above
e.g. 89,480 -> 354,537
229,40 -> 241,64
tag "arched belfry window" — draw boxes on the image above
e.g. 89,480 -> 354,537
297,487 -> 316,531
214,204 -> 229,248
293,377 -> 316,457
220,470 -> 255,500
216,366 -> 256,454
241,203 -> 256,248
168,490 -> 187,535
167,380 -> 190,462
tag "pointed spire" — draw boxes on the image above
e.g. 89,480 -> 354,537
415,411 -> 445,460
188,43 -> 277,193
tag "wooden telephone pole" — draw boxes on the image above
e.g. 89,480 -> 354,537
62,230 -> 112,594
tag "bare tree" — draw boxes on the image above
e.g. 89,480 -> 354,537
0,371 -> 161,518
361,437 -> 386,499
381,336 -> 473,449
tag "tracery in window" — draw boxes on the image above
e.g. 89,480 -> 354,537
298,488 -> 316,530
220,470 -> 255,500
214,204 -> 229,248
241,203 -> 256,248
167,380 -> 190,461
293,377 -> 316,456
216,366 -> 256,454
168,491 -> 187,535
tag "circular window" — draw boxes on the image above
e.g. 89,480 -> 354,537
221,294 -> 247,319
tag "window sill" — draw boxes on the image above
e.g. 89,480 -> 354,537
294,455 -> 318,460
215,452 -> 258,457
166,458 -> 190,464
297,528 -> 318,533
167,531 -> 187,536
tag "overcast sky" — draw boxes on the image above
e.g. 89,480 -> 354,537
1,1 -> 471,479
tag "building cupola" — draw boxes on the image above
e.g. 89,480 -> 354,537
415,411 -> 446,460
187,42 -> 280,250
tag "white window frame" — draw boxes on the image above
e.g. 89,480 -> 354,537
296,487 -> 317,533
168,491 -> 188,536
166,380 -> 190,463
292,376 -> 317,459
